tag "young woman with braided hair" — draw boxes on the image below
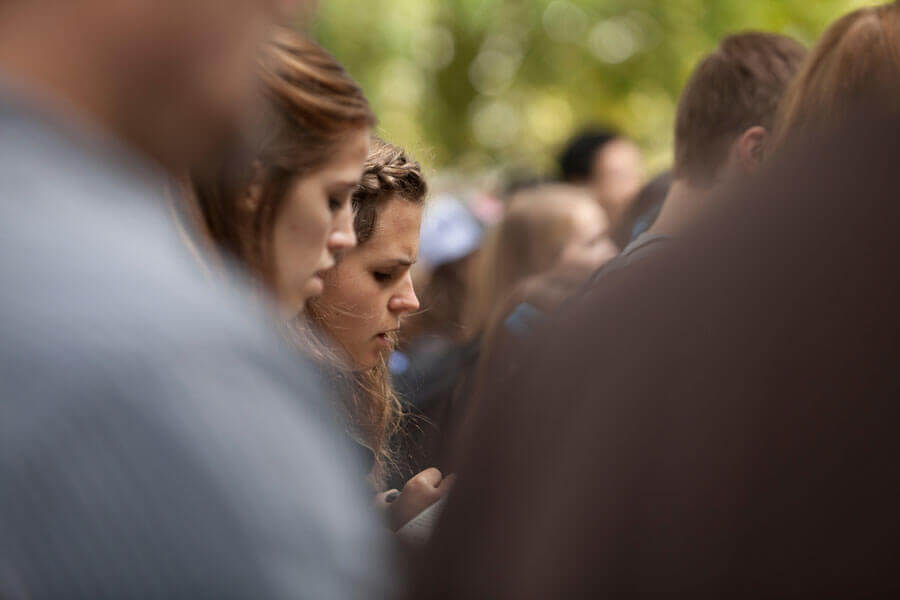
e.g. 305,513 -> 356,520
306,137 -> 455,532
189,27 -> 448,532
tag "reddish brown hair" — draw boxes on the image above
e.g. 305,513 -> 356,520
674,32 -> 806,184
192,27 -> 375,284
770,2 -> 900,152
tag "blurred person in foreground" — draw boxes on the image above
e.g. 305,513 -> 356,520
0,2 -> 390,598
558,127 -> 644,240
412,5 -> 900,598
590,32 -> 806,283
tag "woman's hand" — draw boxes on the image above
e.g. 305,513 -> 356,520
373,467 -> 455,532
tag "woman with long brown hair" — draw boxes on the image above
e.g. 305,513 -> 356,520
191,26 -> 375,321
190,29 -> 449,531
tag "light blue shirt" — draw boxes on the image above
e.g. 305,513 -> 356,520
0,80 -> 390,599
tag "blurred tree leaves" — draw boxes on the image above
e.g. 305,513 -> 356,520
311,0 -> 874,176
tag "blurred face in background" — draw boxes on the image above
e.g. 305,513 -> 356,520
317,196 -> 423,370
266,129 -> 368,320
559,201 -> 618,269
592,138 -> 644,226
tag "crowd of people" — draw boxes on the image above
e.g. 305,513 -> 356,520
2,0 -> 899,597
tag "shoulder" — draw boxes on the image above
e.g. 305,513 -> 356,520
586,233 -> 673,288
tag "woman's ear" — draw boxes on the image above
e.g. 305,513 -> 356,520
736,126 -> 768,174
241,160 -> 265,213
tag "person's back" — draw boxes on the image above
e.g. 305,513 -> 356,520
0,74 -> 389,600
413,102 -> 900,600
413,18 -> 900,599
0,1 -> 389,597
589,32 -> 807,286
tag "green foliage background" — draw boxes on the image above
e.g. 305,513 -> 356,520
310,0 -> 874,176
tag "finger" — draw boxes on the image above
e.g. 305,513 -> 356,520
373,489 -> 400,509
438,473 -> 458,492
407,467 -> 443,489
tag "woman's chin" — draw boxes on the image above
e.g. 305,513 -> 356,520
351,347 -> 383,372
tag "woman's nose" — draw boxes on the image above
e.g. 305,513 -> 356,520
388,275 -> 419,315
327,205 -> 356,253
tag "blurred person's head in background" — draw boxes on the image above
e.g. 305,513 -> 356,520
192,28 -> 375,321
467,184 -> 615,337
305,137 -> 428,485
558,128 -> 644,229
673,32 -> 807,190
648,32 -> 806,238
401,195 -> 486,348
770,1 -> 900,153
0,0 -> 308,172
611,170 -> 672,248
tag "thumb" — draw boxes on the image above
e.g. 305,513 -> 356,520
409,467 -> 443,489
438,473 -> 457,493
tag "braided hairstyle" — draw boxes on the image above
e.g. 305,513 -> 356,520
353,137 -> 428,244
306,137 -> 427,488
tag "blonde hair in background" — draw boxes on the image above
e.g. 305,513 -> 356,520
466,184 -> 604,337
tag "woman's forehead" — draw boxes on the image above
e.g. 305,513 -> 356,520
365,199 -> 423,257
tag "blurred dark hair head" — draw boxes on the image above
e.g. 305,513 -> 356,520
674,32 -> 807,185
414,104 -> 900,600
770,1 -> 900,153
191,27 -> 375,285
557,128 -> 619,183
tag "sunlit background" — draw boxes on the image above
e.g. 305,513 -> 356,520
308,0 -> 872,181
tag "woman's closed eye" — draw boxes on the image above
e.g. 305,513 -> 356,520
328,195 -> 344,212
372,270 -> 393,283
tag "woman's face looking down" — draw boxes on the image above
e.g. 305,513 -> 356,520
266,128 -> 369,320
316,194 -> 423,370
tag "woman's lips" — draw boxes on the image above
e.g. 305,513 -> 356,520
375,330 -> 399,348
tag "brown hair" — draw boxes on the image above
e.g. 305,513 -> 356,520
770,2 -> 900,152
191,26 -> 375,286
305,137 -> 427,488
674,32 -> 806,185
